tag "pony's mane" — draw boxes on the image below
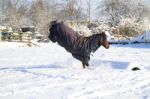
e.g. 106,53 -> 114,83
49,20 -> 106,40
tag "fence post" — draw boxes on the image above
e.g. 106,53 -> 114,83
144,29 -> 147,43
0,32 -> 1,42
19,32 -> 23,42
27,32 -> 32,47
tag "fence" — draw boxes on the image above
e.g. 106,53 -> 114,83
0,31 -> 32,47
19,32 -> 32,47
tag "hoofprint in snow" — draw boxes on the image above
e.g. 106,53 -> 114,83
0,41 -> 150,99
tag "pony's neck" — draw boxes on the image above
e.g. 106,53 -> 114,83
89,34 -> 101,52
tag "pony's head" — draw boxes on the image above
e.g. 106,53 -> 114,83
98,32 -> 109,49
48,20 -> 59,43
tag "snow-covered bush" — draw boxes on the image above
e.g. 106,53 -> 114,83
112,18 -> 145,37
68,21 -> 112,37
71,24 -> 92,36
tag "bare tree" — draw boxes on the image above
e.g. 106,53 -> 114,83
28,0 -> 50,37
126,0 -> 149,23
1,0 -> 28,31
57,0 -> 85,23
97,0 -> 150,27
44,0 -> 60,20
0,0 -> 5,25
97,0 -> 122,26
96,0 -> 150,37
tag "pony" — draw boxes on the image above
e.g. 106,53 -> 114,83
49,20 -> 109,68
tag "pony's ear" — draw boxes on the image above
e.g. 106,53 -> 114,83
49,20 -> 63,27
56,20 -> 64,24
49,20 -> 57,29
50,20 -> 57,26
101,32 -> 105,34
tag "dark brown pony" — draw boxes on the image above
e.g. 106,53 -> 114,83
49,21 -> 109,68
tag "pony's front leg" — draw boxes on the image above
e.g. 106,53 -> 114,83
82,62 -> 89,69
82,62 -> 86,68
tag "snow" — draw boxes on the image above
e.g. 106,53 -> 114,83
132,30 -> 150,43
0,41 -> 150,99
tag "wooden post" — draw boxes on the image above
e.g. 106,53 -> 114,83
0,31 -> 1,42
27,32 -> 32,47
145,29 -> 147,43
8,33 -> 12,42
19,32 -> 23,42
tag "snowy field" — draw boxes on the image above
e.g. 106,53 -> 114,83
0,41 -> 150,99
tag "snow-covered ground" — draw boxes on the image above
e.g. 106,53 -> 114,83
0,41 -> 150,99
